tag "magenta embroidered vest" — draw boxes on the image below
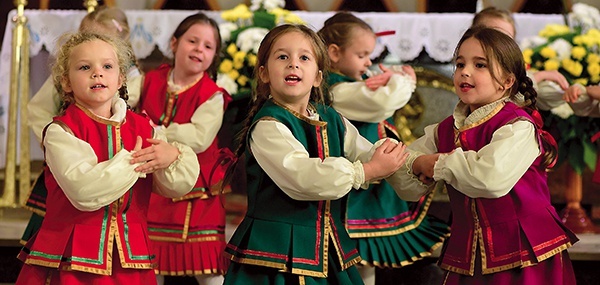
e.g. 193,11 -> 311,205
436,102 -> 578,275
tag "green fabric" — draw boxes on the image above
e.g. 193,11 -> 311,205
226,99 -> 361,277
325,70 -> 450,267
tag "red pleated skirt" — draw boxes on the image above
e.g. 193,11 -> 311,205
153,239 -> 229,276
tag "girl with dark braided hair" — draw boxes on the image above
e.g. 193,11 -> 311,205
390,27 -> 578,284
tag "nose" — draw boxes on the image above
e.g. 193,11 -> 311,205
288,62 -> 299,69
92,73 -> 103,78
366,58 -> 372,67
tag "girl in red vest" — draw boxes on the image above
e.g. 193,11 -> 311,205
138,13 -> 232,285
16,32 -> 200,285
390,27 -> 578,284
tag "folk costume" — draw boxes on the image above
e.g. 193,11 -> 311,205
16,98 -> 199,284
21,67 -> 143,245
140,64 -> 232,276
392,97 -> 578,285
224,99 -> 393,284
327,72 -> 449,267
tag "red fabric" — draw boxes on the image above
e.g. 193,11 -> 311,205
152,239 -> 229,275
592,131 -> 600,183
442,251 -> 575,285
18,105 -> 156,274
17,246 -> 157,285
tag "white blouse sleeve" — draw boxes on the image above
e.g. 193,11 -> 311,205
331,73 -> 415,123
433,120 -> 540,198
566,84 -> 600,117
28,77 -> 61,143
150,129 -> 200,198
44,123 -> 145,212
164,92 -> 224,153
249,117 -> 374,201
385,123 -> 440,201
125,72 -> 143,109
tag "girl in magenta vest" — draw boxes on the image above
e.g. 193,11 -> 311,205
389,27 -> 578,284
138,13 -> 232,285
16,32 -> 199,285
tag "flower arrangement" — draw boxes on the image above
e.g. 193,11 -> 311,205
216,0 -> 305,98
521,3 -> 600,174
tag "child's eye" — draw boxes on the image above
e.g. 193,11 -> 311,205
205,45 -> 213,50
79,65 -> 90,70
277,54 -> 288,60
103,64 -> 113,69
300,55 -> 310,61
476,63 -> 487,68
455,62 -> 465,68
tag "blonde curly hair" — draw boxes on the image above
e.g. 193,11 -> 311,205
51,32 -> 133,111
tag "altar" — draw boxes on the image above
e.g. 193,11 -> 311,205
0,9 -> 564,164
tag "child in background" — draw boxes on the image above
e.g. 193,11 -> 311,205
21,5 -> 142,244
390,27 -> 577,284
318,12 -> 450,285
471,6 -> 572,111
16,32 -> 199,285
138,12 -> 232,285
223,24 -> 409,285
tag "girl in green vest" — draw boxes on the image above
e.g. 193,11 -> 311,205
223,24 -> 410,285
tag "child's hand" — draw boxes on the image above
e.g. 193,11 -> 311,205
533,70 -> 569,90
397,65 -> 416,82
587,85 -> 600,100
365,64 -> 393,90
131,138 -> 181,173
363,139 -> 409,181
412,153 -> 441,184
563,85 -> 584,103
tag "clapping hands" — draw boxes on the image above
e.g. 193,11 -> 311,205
363,139 -> 409,181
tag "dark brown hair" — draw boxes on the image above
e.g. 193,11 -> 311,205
454,27 -> 556,168
222,24 -> 330,189
171,12 -> 222,80
318,11 -> 374,48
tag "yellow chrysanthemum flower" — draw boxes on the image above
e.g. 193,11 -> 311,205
284,13 -> 305,24
228,69 -> 240,80
538,24 -> 570,38
587,53 -> 600,64
227,43 -> 238,57
571,46 -> 587,60
233,51 -> 247,69
574,78 -> 589,86
540,47 -> 557,59
247,54 -> 257,66
561,58 -> 583,77
588,62 -> 600,77
219,59 -> 233,73
221,4 -> 252,22
237,75 -> 249,87
522,48 -> 534,64
543,59 -> 560,71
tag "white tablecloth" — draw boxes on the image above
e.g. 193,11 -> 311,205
0,9 -> 564,165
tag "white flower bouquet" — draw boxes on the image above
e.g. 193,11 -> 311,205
521,3 -> 600,174
216,0 -> 305,98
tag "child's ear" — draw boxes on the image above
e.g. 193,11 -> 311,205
502,74 -> 516,91
313,70 -> 323,87
61,76 -> 72,93
258,66 -> 269,83
170,37 -> 178,54
328,44 -> 341,63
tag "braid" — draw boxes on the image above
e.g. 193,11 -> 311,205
517,74 -> 558,169
233,95 -> 268,158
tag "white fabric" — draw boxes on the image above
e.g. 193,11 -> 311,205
249,115 -> 377,201
330,73 -> 415,123
388,99 -> 540,201
44,98 -> 198,211
0,9 -> 564,166
163,92 -> 225,153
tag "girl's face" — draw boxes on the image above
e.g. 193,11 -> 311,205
453,37 -> 514,112
329,27 -> 375,80
259,31 -> 322,105
171,23 -> 217,77
62,39 -> 122,116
